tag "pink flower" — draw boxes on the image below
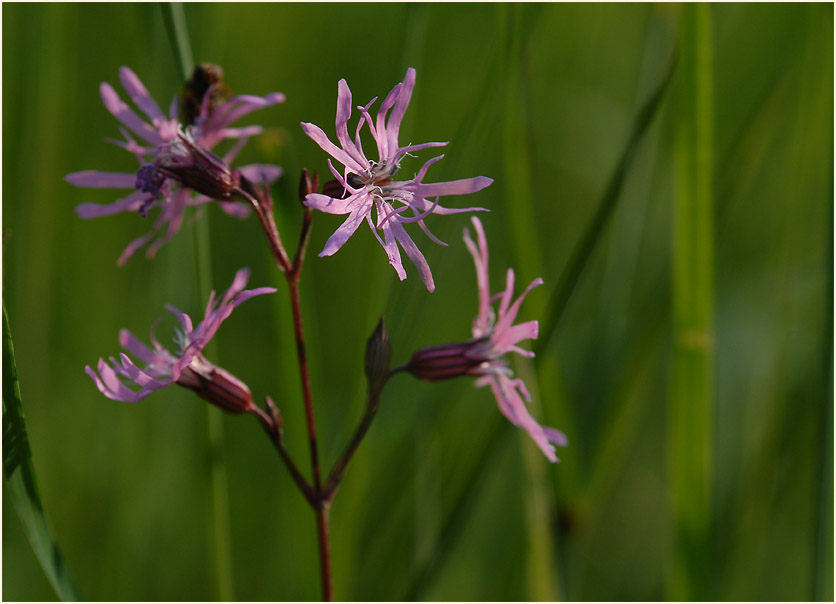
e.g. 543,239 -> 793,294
66,66 -> 283,265
301,68 -> 492,292
407,217 -> 567,462
85,268 -> 276,413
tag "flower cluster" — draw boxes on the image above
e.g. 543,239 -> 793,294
75,64 -> 565,476
66,66 -> 283,264
86,268 -> 275,413
407,217 -> 568,461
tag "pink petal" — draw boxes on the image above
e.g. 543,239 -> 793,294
238,164 -> 282,185
379,215 -> 407,281
305,193 -> 354,215
496,277 -> 544,334
487,374 -> 559,462
208,93 -> 285,130
118,66 -> 164,122
464,217 -> 491,336
389,218 -> 435,292
301,122 -> 366,173
75,190 -> 147,219
216,201 -> 251,219
119,329 -> 168,366
118,231 -> 155,266
230,286 -> 278,307
66,171 -> 136,188
320,207 -> 368,257
385,68 -> 416,158
493,320 -> 539,353
100,82 -> 163,146
412,176 -> 494,198
335,79 -> 367,168
544,427 -> 569,448
376,81 -> 402,159
165,304 -> 194,334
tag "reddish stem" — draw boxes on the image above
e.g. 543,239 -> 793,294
287,275 -> 332,601
249,174 -> 332,600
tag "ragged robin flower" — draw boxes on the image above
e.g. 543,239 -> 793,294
301,68 -> 492,292
407,217 -> 568,462
66,66 -> 283,265
85,268 -> 276,414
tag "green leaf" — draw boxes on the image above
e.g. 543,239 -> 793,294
2,303 -> 81,601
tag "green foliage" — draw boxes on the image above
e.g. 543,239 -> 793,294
2,3 -> 832,601
3,305 -> 81,601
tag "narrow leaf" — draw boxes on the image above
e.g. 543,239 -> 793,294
2,303 -> 81,601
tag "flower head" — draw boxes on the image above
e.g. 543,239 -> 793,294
407,217 -> 567,462
66,66 -> 283,265
85,268 -> 276,413
301,68 -> 493,292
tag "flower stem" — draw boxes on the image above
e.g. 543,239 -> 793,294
250,400 -> 318,507
322,388 -> 382,503
286,275 -> 333,601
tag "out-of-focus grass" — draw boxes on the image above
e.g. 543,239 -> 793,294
670,3 -> 714,599
2,3 -> 832,601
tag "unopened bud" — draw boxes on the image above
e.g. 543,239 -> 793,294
406,338 -> 490,382
364,317 -> 391,393
182,62 -> 230,126
176,354 -> 254,415
299,169 -> 312,203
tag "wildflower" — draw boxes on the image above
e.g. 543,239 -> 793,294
66,66 -> 283,264
301,68 -> 492,292
85,268 -> 276,414
407,217 -> 568,462
135,127 -> 244,212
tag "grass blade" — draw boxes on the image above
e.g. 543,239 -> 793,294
160,2 -> 194,82
160,5 -> 235,598
535,50 -> 677,356
668,4 -> 715,599
500,5 -> 559,600
2,303 -> 81,601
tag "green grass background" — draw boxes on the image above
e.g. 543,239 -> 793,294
2,2 -> 833,601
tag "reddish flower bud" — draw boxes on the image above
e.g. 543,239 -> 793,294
406,338 -> 490,382
176,354 -> 255,415
364,317 -> 391,392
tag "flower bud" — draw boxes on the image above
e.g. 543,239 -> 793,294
176,354 -> 254,415
182,62 -> 230,126
298,169 -> 320,205
406,338 -> 490,382
364,317 -> 391,393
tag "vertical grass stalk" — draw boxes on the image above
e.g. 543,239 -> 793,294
500,5 -> 560,600
669,4 -> 714,600
160,4 -> 235,599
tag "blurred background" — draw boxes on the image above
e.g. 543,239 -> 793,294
2,3 -> 833,601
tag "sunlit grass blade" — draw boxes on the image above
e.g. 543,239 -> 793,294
535,50 -> 677,357
401,417 -> 509,601
160,2 -> 194,81
2,304 -> 81,601
160,5 -> 235,598
669,3 -> 715,600
812,154 -> 833,602
500,5 -> 559,599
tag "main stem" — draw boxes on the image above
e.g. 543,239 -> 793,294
287,275 -> 332,601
